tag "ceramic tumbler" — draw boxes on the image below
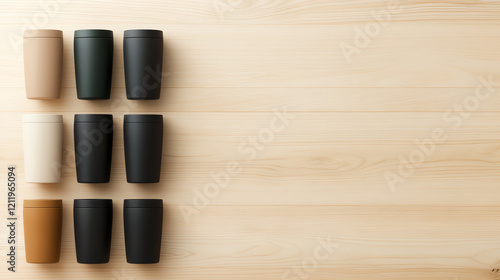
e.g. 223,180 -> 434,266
23,199 -> 63,263
124,199 -> 163,263
23,114 -> 63,183
74,199 -> 113,264
23,29 -> 63,100
123,30 -> 163,100
123,115 -> 163,183
74,114 -> 113,183
74,30 -> 113,100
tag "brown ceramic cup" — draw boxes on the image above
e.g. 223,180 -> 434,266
23,199 -> 63,263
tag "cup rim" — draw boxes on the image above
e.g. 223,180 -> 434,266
24,29 -> 63,38
24,199 -> 63,208
124,29 -> 163,39
124,114 -> 163,123
124,199 -> 163,208
74,29 -> 113,39
23,114 -> 63,123
74,114 -> 113,123
74,199 -> 113,208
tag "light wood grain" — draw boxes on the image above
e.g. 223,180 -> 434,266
2,0 -> 500,279
2,87 -> 500,112
1,23 -> 500,88
2,0 -> 500,25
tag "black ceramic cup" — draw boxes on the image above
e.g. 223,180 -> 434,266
123,199 -> 163,263
123,29 -> 163,100
74,114 -> 113,183
74,199 -> 113,264
74,30 -> 113,100
123,115 -> 163,183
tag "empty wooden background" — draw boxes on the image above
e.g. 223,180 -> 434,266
1,0 -> 500,279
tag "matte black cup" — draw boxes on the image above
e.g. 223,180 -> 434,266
123,115 -> 163,183
123,29 -> 163,100
74,114 -> 113,183
124,199 -> 163,263
74,30 -> 113,100
74,199 -> 113,264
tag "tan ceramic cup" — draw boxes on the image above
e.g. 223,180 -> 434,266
23,114 -> 63,183
23,199 -> 63,263
23,29 -> 63,100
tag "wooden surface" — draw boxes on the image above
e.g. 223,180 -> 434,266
1,0 -> 500,279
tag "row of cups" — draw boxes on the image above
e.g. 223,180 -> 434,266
24,29 -> 163,100
24,199 -> 163,264
24,114 -> 163,183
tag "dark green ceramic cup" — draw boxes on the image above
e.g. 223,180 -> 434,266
74,30 -> 113,100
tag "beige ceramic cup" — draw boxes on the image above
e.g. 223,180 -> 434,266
23,29 -> 63,100
23,114 -> 63,183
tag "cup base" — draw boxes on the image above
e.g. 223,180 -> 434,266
126,260 -> 160,264
26,260 -> 60,264
77,97 -> 111,100
26,97 -> 59,100
126,180 -> 160,184
126,96 -> 160,100
26,180 -> 61,184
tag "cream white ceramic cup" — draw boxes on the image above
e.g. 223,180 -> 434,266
23,114 -> 63,183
